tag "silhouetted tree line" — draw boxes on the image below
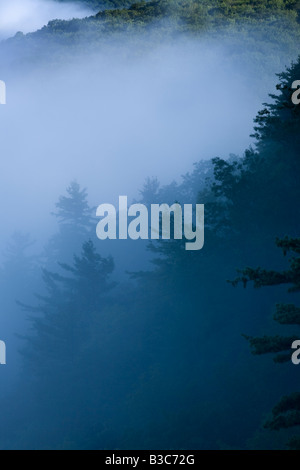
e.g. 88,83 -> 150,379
0,56 -> 299,450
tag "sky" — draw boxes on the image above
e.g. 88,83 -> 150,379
0,1 -> 281,256
0,40 -> 269,251
0,0 -> 92,40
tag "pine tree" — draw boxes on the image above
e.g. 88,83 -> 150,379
252,56 -> 300,158
21,240 -> 115,375
231,236 -> 300,449
11,240 -> 116,448
206,57 -> 300,248
53,181 -> 94,232
45,181 -> 96,267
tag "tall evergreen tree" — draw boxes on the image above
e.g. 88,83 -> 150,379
206,56 -> 300,252
53,181 -> 94,232
45,181 -> 96,267
232,236 -> 300,449
21,240 -> 115,374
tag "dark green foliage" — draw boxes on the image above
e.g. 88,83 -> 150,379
274,303 -> 300,324
35,0 -> 300,36
55,0 -> 134,10
2,0 -> 300,74
265,393 -> 300,449
131,56 -> 300,449
234,236 -> 300,447
244,334 -> 298,357
207,58 -> 300,254
1,12 -> 300,451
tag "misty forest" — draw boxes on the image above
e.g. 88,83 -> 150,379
0,0 -> 300,450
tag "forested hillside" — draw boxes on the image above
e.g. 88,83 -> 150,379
15,0 -> 300,40
1,0 -> 299,87
0,0 -> 299,451
55,0 -> 135,11
0,54 -> 299,450
5,0 -> 300,46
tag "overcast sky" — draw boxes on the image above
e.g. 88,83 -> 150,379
0,0 -> 91,39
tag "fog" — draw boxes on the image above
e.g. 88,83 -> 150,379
0,3 -> 298,449
0,40 -> 272,252
0,38 -> 271,384
0,19 -> 282,397
0,0 -> 92,40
